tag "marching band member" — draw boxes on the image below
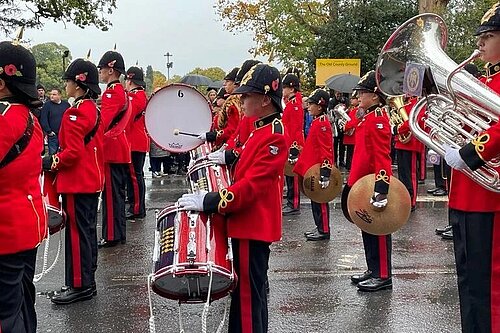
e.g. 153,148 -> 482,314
293,89 -> 334,241
198,67 -> 241,149
178,64 -> 286,333
347,71 -> 393,292
43,58 -> 104,304
443,4 -> 500,332
342,92 -> 361,170
0,40 -> 47,333
392,96 -> 423,211
124,66 -> 149,221
97,50 -> 131,247
281,73 -> 304,216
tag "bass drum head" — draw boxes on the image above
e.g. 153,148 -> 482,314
145,84 -> 213,153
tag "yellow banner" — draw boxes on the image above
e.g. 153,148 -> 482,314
315,59 -> 361,87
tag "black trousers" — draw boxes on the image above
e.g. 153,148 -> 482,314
450,209 -> 500,333
102,163 -> 127,242
63,193 -> 99,288
361,231 -> 392,279
0,248 -> 37,333
127,152 -> 146,217
434,159 -> 451,191
396,149 -> 419,207
285,175 -> 300,210
311,200 -> 330,234
229,239 -> 270,333
334,134 -> 345,166
345,144 -> 354,170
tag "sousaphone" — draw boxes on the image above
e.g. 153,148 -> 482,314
302,163 -> 342,203
347,174 -> 411,235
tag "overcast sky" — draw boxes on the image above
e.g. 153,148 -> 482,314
17,0 -> 269,78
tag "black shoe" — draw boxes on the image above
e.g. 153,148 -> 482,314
351,270 -> 373,284
97,239 -> 119,248
435,225 -> 452,235
441,230 -> 453,240
303,228 -> 318,237
433,188 -> 448,196
411,206 -> 416,212
282,206 -> 300,216
61,283 -> 96,296
427,187 -> 439,194
51,287 -> 94,305
357,277 -> 392,292
305,230 -> 330,241
60,285 -> 70,292
126,213 -> 146,222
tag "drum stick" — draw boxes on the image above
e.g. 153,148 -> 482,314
173,128 -> 199,138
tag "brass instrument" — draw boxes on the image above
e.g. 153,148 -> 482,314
387,96 -> 411,144
346,174 -> 411,235
333,104 -> 354,135
301,164 -> 342,203
376,13 -> 500,193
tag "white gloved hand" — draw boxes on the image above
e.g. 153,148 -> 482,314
207,150 -> 226,165
197,133 -> 207,141
444,144 -> 467,171
288,156 -> 298,165
177,191 -> 208,211
370,192 -> 388,209
319,176 -> 330,189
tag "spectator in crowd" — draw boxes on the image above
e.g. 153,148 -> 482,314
40,88 -> 70,154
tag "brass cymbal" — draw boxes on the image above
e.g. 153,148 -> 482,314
347,174 -> 411,235
284,160 -> 296,177
302,164 -> 343,203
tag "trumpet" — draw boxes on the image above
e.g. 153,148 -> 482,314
332,104 -> 354,135
387,96 -> 411,144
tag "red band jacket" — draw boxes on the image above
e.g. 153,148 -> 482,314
51,98 -> 105,194
293,114 -> 334,178
0,101 -> 47,255
348,105 -> 393,194
394,97 -> 425,152
126,88 -> 150,153
101,81 -> 131,163
343,106 -> 361,146
282,92 -> 305,149
451,62 -> 500,212
208,95 -> 241,148
203,113 -> 287,242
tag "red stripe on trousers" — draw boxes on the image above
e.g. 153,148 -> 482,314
411,152 -> 418,207
491,213 -> 500,331
67,195 -> 82,288
321,203 -> 329,233
293,176 -> 300,209
419,149 -> 426,181
128,163 -> 140,214
378,235 -> 389,278
239,240 -> 253,333
104,164 -> 114,240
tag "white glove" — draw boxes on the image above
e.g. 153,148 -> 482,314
197,133 -> 207,141
319,176 -> 330,189
177,191 -> 208,211
370,192 -> 388,209
288,156 -> 298,165
444,144 -> 467,171
207,150 -> 226,165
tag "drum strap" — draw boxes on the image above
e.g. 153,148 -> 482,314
106,93 -> 129,132
0,112 -> 34,168
84,109 -> 101,145
134,108 -> 145,122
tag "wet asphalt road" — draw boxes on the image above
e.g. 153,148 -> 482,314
34,173 -> 461,333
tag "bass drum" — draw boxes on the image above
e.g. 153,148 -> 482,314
145,83 -> 213,153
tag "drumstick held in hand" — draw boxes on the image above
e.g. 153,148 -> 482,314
173,129 -> 199,137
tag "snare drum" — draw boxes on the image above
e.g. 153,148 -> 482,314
42,172 -> 66,235
187,158 -> 232,193
151,205 -> 236,303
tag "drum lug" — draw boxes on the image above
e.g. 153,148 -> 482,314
187,231 -> 197,264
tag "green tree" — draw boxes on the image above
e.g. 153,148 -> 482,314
152,71 -> 167,90
167,75 -> 183,84
31,42 -> 71,92
145,65 -> 154,95
188,67 -> 226,81
311,0 -> 418,79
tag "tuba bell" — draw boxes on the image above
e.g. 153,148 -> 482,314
387,96 -> 411,144
376,13 -> 500,193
